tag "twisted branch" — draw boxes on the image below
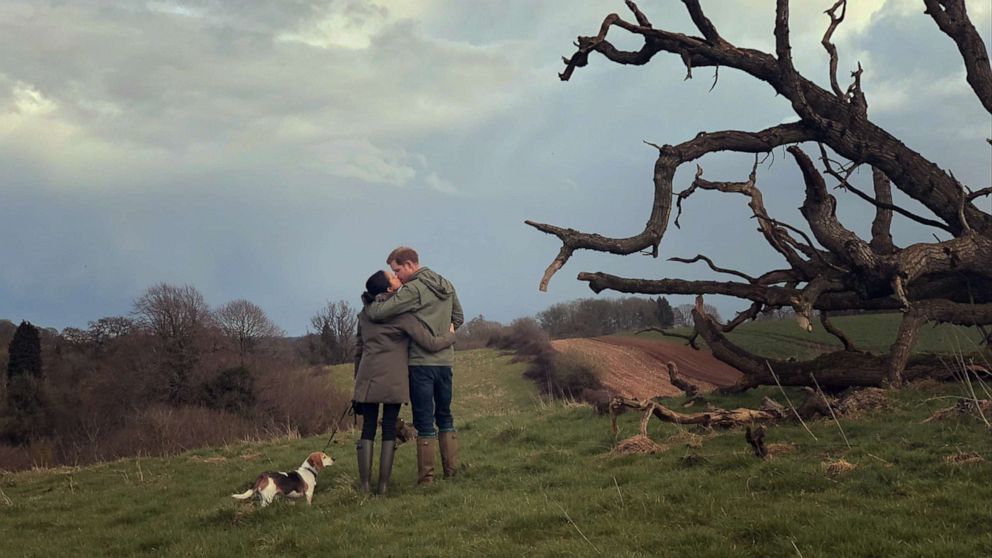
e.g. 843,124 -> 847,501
821,0 -> 848,99
923,0 -> 992,113
528,122 -> 814,290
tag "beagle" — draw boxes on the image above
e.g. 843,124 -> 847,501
231,451 -> 334,507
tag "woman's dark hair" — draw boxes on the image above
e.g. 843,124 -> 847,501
362,270 -> 391,305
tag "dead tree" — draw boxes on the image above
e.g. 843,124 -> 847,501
608,388 -> 885,441
666,361 -> 700,398
529,0 -> 992,389
609,395 -> 788,434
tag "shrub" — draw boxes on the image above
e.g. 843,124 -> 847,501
489,319 -> 603,398
0,442 -> 31,471
100,405 -> 259,459
253,367 -> 350,437
200,366 -> 255,415
487,318 -> 550,359
455,315 -> 504,350
550,352 -> 603,396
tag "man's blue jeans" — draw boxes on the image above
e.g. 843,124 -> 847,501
409,365 -> 455,438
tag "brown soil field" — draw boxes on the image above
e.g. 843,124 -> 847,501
551,336 -> 743,400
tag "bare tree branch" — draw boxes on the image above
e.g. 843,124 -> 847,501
870,167 -> 897,254
637,326 -> 699,349
792,146 -> 878,272
625,0 -> 652,28
966,186 -> 992,202
668,254 -> 756,283
723,301 -> 764,332
821,0 -> 848,99
819,144 -> 954,233
923,0 -> 992,113
681,0 -> 726,46
676,158 -> 818,276
528,122 -> 814,290
558,2 -> 992,234
820,311 -> 857,352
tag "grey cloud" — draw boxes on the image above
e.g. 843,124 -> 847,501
0,0 -> 540,189
1,1 -> 989,334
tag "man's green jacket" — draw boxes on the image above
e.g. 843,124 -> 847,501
366,267 -> 463,366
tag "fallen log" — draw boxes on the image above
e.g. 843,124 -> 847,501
692,309 -> 959,391
609,395 -> 787,434
608,387 -> 887,433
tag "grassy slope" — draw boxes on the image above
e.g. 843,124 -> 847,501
645,312 -> 989,361
1,347 -> 990,557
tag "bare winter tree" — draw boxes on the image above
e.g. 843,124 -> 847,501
133,283 -> 213,403
674,303 -> 722,327
214,299 -> 284,362
308,300 -> 358,365
529,0 -> 992,390
86,316 -> 134,353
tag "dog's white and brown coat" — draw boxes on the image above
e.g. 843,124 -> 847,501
231,451 -> 334,507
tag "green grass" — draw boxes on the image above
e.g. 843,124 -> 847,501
641,312 -> 989,361
2,348 -> 991,557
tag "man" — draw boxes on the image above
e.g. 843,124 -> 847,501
366,246 -> 464,484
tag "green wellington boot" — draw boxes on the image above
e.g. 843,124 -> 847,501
377,440 -> 396,495
356,439 -> 374,493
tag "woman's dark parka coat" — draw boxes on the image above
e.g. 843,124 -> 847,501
353,307 -> 457,404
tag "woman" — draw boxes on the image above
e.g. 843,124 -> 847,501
353,269 -> 456,495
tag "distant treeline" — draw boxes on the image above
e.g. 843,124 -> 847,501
0,283 -> 351,471
1,287 -> 850,471
534,297 -> 724,339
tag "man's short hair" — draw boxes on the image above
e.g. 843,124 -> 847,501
387,246 -> 419,265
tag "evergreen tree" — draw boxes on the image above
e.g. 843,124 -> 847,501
654,297 -> 675,328
3,321 -> 48,444
7,321 -> 41,378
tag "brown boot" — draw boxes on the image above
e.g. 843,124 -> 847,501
416,437 -> 436,485
438,431 -> 459,478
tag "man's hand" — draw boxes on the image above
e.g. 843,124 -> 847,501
449,323 -> 455,333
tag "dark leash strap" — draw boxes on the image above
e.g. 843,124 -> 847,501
321,403 -> 355,453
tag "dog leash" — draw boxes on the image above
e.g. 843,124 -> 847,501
321,403 -> 355,452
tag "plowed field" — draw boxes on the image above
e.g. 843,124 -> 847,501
551,336 -> 743,400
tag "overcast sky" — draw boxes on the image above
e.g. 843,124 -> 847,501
1,0 -> 990,335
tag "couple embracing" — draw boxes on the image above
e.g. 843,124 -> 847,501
352,246 -> 463,495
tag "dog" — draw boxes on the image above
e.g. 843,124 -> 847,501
393,417 -> 417,446
231,451 -> 334,507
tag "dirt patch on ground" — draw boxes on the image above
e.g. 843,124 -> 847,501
551,336 -> 743,400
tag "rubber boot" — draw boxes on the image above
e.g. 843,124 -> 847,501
356,439 -> 374,493
438,431 -> 459,478
416,437 -> 436,485
377,440 -> 396,495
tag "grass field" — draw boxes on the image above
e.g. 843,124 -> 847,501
644,312 -> 989,361
1,340 -> 991,557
